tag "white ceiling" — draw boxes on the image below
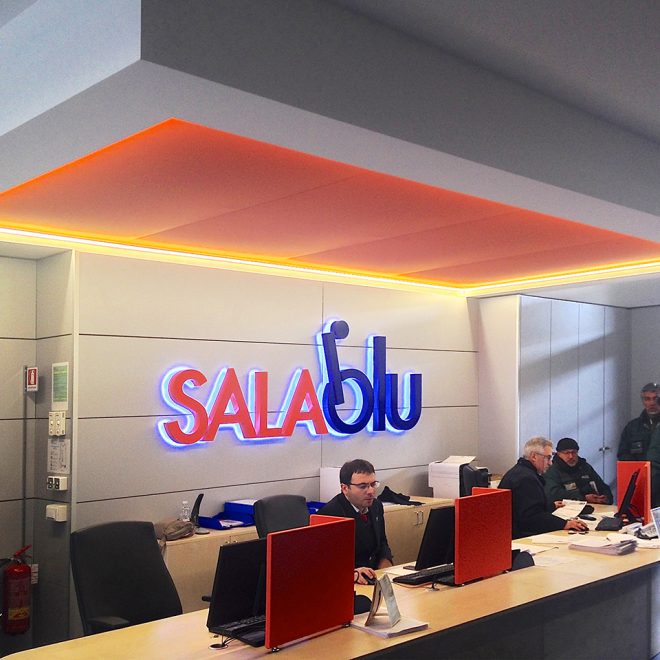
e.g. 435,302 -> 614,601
329,0 -> 660,307
331,0 -> 660,142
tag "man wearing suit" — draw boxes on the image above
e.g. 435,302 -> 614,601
318,458 -> 393,584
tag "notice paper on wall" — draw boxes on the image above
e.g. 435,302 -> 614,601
48,437 -> 70,474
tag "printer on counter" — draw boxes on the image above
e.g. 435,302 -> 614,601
429,456 -> 490,499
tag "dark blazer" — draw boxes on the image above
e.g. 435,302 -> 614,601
317,493 -> 393,568
499,458 -> 566,539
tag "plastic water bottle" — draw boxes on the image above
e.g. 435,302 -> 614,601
180,500 -> 190,521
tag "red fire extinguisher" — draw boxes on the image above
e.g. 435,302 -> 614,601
2,545 -> 31,635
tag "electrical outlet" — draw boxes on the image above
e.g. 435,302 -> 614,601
46,503 -> 67,522
48,411 -> 66,436
46,475 -> 68,491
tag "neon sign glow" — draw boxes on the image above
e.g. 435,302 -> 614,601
158,320 -> 422,446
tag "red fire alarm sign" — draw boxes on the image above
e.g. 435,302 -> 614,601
26,367 -> 38,392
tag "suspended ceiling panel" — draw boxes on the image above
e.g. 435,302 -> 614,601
0,118 -> 658,287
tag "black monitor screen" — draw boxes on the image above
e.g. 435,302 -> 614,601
616,469 -> 640,520
207,537 -> 266,630
414,506 -> 455,571
460,464 -> 488,497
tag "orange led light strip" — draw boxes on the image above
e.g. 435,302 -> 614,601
0,226 -> 657,295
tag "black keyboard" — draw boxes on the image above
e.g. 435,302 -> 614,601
392,563 -> 455,586
213,614 -> 266,642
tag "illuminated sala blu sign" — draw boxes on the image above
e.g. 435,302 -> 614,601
158,320 -> 422,446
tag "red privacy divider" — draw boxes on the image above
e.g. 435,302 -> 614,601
266,515 -> 355,649
455,488 -> 512,585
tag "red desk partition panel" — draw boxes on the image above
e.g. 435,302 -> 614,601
265,515 -> 354,649
617,461 -> 651,523
454,488 -> 512,585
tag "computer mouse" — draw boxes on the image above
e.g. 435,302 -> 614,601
579,514 -> 596,520
363,575 -> 376,585
582,505 -> 595,514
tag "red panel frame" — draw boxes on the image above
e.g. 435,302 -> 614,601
454,488 -> 512,585
616,461 -> 651,524
265,515 -> 355,649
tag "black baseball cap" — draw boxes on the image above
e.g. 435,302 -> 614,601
556,437 -> 579,452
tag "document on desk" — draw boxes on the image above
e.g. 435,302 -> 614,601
528,534 -> 572,545
512,542 -> 553,556
552,500 -> 587,521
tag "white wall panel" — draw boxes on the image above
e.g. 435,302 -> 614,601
36,252 -> 74,339
629,306 -> 660,416
376,465 -> 431,500
604,307 -> 630,483
76,417 -> 323,501
77,335 -> 322,418
77,253 -> 323,343
477,296 -> 520,475
0,420 -> 26,499
322,283 -> 477,351
382,348 -> 477,408
517,297 -> 630,488
0,500 -> 22,557
519,297 -> 551,443
74,477 -> 320,530
0,338 -> 37,417
549,300 -> 579,442
0,257 -> 35,338
577,304 -> 605,470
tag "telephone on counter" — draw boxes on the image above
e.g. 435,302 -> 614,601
191,493 -> 210,535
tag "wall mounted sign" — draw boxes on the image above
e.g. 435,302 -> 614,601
25,366 -> 38,393
158,320 -> 422,447
51,362 -> 69,411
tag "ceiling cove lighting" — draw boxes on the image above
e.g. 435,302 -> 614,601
0,226 -> 456,293
0,227 -> 657,295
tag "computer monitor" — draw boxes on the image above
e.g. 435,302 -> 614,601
459,464 -> 489,497
413,506 -> 455,570
616,469 -> 640,520
207,537 -> 266,633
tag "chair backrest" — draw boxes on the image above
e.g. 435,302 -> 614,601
253,495 -> 310,538
70,521 -> 182,635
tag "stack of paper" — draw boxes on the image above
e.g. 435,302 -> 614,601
606,533 -> 660,549
568,537 -> 637,555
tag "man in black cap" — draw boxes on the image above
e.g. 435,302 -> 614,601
545,437 -> 613,504
617,382 -> 660,461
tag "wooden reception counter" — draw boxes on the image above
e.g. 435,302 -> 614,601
10,522 -> 659,659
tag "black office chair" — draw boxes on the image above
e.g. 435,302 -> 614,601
253,494 -> 310,537
70,521 -> 182,635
